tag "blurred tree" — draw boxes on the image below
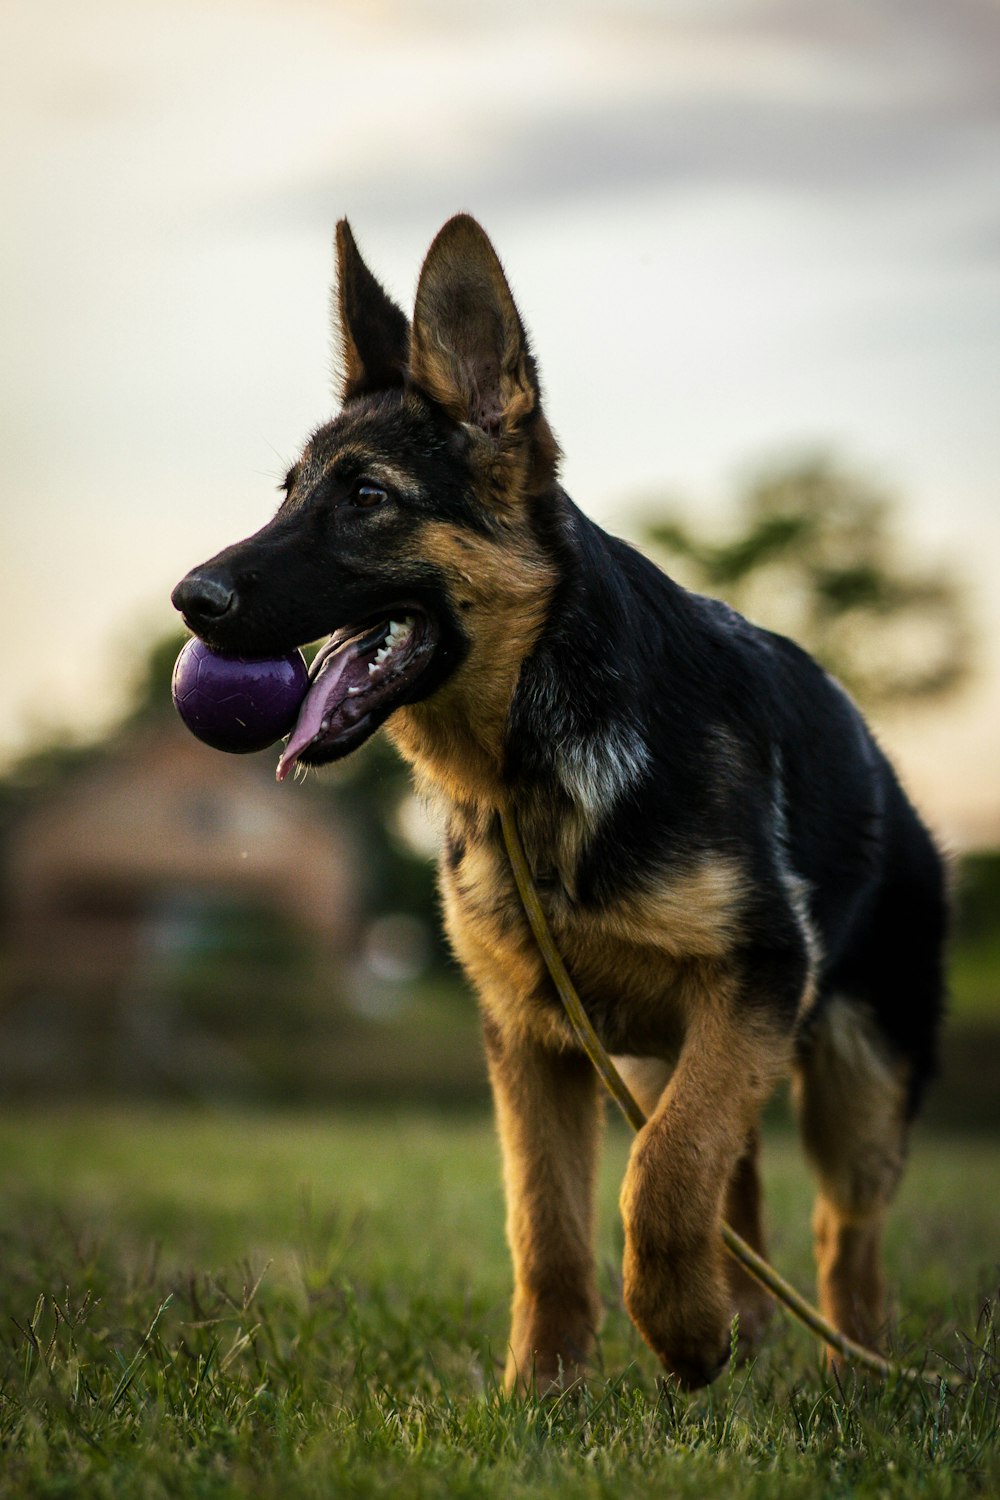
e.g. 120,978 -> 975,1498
644,456 -> 971,708
125,627 -> 191,725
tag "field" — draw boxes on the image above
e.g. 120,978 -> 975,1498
0,1107 -> 998,1498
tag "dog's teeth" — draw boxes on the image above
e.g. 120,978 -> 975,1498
367,617 -> 415,679
387,617 -> 412,645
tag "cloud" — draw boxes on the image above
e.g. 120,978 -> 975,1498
241,0 -> 1000,232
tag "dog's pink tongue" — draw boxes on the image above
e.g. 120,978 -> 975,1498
276,648 -> 355,781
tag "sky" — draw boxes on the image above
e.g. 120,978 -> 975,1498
2,0 -> 999,845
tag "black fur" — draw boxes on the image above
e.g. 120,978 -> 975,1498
498,492 -> 944,1094
174,338 -> 944,1114
173,214 -> 948,1386
176,416 -> 944,1103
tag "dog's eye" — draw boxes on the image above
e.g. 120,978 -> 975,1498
353,482 -> 388,509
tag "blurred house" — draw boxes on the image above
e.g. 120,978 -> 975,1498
1,722 -> 358,1094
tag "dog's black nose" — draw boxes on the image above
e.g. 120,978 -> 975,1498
171,571 -> 236,626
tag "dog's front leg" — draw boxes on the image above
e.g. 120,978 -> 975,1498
619,1000 -> 790,1389
482,1016 -> 603,1394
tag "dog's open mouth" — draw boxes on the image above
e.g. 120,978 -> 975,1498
277,609 -> 439,780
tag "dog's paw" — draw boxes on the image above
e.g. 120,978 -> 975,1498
657,1334 -> 732,1391
504,1350 -> 590,1398
503,1290 -> 598,1398
622,1236 -> 734,1390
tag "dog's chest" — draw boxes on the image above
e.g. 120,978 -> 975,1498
440,825 -> 744,1056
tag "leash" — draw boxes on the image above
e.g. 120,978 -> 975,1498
499,808 -> 932,1385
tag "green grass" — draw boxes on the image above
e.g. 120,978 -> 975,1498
0,1108 -> 997,1498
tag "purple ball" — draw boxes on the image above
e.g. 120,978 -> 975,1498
171,638 -> 309,754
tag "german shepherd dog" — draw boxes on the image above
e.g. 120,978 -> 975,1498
173,216 -> 946,1392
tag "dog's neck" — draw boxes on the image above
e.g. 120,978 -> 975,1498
389,498 -> 659,858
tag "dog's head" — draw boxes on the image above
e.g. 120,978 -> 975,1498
172,217 -> 561,776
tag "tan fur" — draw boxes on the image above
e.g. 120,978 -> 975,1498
440,860 -> 558,1052
389,520 -> 556,807
482,1017 -> 604,1393
619,1003 -> 792,1386
723,1130 -> 775,1355
437,818 -> 800,1389
793,997 -> 910,1353
443,828 -> 813,1387
442,834 -> 761,1053
363,215 -> 822,1391
600,1071 -> 775,1360
444,831 -> 801,1377
389,216 -> 561,808
179,213 -> 928,1393
596,858 -> 748,960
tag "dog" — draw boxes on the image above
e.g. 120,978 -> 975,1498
172,215 -> 946,1393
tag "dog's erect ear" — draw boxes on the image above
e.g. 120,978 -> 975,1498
333,220 -> 410,402
410,216 -> 551,447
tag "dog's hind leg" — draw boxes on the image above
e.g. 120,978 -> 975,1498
723,1128 -> 775,1358
792,996 -> 910,1356
483,1017 -> 604,1394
